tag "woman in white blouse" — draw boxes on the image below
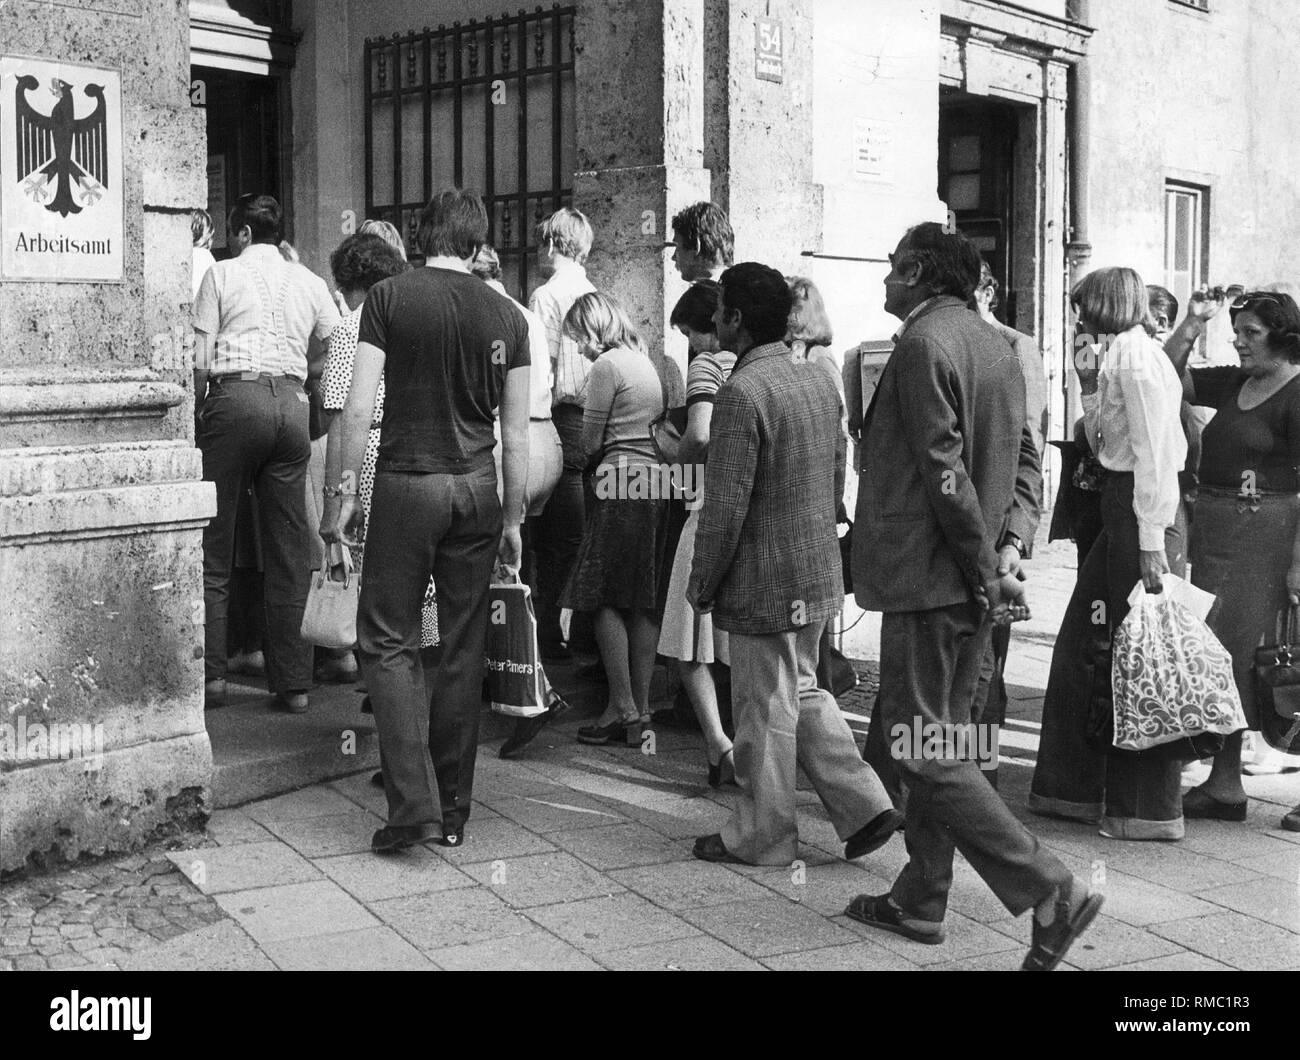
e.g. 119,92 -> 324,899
1030,267 -> 1191,842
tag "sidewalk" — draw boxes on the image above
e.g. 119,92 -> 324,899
2,538 -> 1298,971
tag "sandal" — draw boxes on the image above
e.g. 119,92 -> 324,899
1182,786 -> 1247,822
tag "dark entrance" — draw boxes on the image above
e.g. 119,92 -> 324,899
192,66 -> 289,257
938,92 -> 1020,324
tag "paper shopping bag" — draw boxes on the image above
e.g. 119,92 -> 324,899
484,578 -> 546,717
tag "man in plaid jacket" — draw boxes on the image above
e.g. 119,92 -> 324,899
687,262 -> 903,866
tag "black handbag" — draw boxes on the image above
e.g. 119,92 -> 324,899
1253,605 -> 1300,754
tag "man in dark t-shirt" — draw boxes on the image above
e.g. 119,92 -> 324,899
326,190 -> 531,854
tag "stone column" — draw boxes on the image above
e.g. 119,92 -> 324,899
0,0 -> 216,873
571,0 -> 712,370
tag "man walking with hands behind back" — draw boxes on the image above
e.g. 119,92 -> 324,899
688,263 -> 903,868
846,222 -> 1101,970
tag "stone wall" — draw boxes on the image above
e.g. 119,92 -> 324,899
0,0 -> 216,874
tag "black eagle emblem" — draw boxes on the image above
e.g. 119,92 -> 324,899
14,74 -> 109,218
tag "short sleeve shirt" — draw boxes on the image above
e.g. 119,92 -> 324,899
686,350 -> 737,406
192,244 -> 339,380
358,266 -> 530,474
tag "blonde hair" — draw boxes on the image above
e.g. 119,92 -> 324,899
563,292 -> 646,356
539,207 -> 594,264
191,209 -> 213,250
786,275 -> 833,348
359,219 -> 408,261
1071,267 -> 1151,335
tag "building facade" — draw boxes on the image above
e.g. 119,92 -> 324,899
3,0 -> 1297,868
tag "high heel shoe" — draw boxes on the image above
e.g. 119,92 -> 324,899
577,715 -> 642,746
707,747 -> 737,789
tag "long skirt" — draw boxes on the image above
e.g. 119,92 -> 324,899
657,504 -> 730,664
1190,487 -> 1300,729
1030,472 -> 1188,840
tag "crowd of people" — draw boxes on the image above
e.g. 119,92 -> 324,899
188,186 -> 1298,973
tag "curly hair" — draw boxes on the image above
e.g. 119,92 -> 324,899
330,233 -> 410,294
1230,291 -> 1300,363
191,209 -> 213,250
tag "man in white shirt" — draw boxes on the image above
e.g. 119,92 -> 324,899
528,207 -> 597,659
193,194 -> 340,713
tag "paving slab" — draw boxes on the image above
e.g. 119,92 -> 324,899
215,880 -> 380,944
428,929 -> 603,971
762,939 -> 918,971
1233,841 -> 1300,882
485,790 -> 630,832
1102,951 -> 1236,971
206,809 -> 276,847
464,851 -> 624,908
425,816 -> 557,865
165,842 -> 322,895
525,892 -> 701,955
600,934 -> 767,971
841,909 -> 1022,967
1150,911 -> 1300,971
1090,870 -> 1224,928
263,926 -> 436,971
119,920 -> 275,971
680,897 -> 860,958
1196,876 -> 1300,932
547,822 -> 695,870
259,811 -> 386,859
370,886 -> 536,952
314,848 -> 478,903
990,912 -> 1185,970
241,785 -> 364,824
608,860 -> 773,911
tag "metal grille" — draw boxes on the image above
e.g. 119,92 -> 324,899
364,5 -> 577,302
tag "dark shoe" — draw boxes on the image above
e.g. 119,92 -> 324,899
546,691 -> 572,719
692,833 -> 750,865
370,770 -> 384,789
360,695 -> 373,715
577,718 -> 640,746
204,679 -> 227,710
1182,786 -> 1248,822
371,824 -> 432,855
707,747 -> 737,789
273,692 -> 309,714
1022,880 -> 1105,971
1281,805 -> 1300,833
844,809 -> 905,860
500,710 -> 553,759
844,893 -> 945,945
435,826 -> 464,847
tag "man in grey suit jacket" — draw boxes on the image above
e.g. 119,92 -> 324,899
688,263 -> 902,867
844,223 -> 1102,971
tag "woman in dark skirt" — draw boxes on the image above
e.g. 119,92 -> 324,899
560,293 -> 669,746
1030,267 -> 1191,841
1174,291 -> 1300,833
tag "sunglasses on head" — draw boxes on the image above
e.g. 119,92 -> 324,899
1232,292 -> 1284,311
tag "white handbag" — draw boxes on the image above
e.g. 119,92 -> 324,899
300,545 -> 359,649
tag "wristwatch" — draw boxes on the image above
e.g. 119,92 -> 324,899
1001,533 -> 1028,559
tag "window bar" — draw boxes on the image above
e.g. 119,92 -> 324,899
485,15 -> 496,248
453,22 -> 464,188
517,12 -> 530,299
551,5 -> 562,211
390,33 -> 402,214
363,39 -> 374,217
422,27 -> 432,206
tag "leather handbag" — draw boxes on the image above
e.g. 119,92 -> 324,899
300,544 -> 359,649
648,369 -> 686,466
1253,605 -> 1300,754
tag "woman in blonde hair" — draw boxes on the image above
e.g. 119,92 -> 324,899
358,219 -> 407,261
1031,266 -> 1191,841
786,275 -> 841,394
560,292 -> 669,746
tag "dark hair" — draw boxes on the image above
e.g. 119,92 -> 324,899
972,259 -> 1000,312
416,188 -> 489,259
1146,285 -> 1179,329
1229,292 -> 1300,363
900,222 -> 982,302
719,262 -> 793,345
228,194 -> 281,243
672,202 -> 734,269
471,243 -> 502,281
670,280 -> 720,333
330,233 -> 409,294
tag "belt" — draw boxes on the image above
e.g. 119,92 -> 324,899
210,372 -> 301,384
530,416 -> 553,423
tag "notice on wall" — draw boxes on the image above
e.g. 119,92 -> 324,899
852,118 -> 895,184
0,55 -> 124,282
755,17 -> 784,83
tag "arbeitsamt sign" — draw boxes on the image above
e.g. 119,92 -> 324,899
0,55 -> 124,282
